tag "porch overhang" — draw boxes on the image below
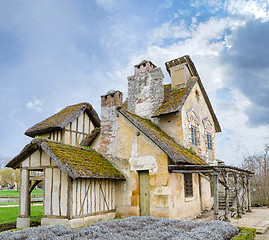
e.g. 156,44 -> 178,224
169,164 -> 254,221
168,165 -> 254,175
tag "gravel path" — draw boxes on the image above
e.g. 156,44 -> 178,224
0,216 -> 239,240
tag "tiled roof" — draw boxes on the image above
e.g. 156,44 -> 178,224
25,103 -> 100,138
119,109 -> 207,165
6,138 -> 125,180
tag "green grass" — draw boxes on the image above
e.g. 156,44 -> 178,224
0,202 -> 43,206
0,202 -> 20,206
0,189 -> 43,198
231,227 -> 256,240
0,205 -> 43,224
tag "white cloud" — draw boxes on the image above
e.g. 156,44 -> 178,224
26,97 -> 44,112
226,0 -> 269,21
150,20 -> 191,44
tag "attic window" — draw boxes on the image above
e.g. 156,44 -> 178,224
191,127 -> 197,146
184,173 -> 193,197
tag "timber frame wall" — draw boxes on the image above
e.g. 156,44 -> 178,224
19,148 -> 116,220
40,111 -> 95,147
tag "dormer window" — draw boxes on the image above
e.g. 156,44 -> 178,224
207,134 -> 212,150
191,126 -> 197,146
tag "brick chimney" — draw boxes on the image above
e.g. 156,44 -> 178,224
128,60 -> 164,118
99,90 -> 122,160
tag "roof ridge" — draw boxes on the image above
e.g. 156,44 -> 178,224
25,102 -> 100,137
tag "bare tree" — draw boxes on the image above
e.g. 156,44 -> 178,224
241,145 -> 269,206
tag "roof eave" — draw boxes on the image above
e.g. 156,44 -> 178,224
119,109 -> 206,165
5,138 -> 43,169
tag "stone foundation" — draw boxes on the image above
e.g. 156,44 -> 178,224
41,212 -> 116,228
16,217 -> 30,228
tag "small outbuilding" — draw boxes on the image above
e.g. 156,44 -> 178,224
6,103 -> 125,228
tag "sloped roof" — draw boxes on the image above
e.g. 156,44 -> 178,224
156,55 -> 221,133
119,109 -> 206,165
153,79 -> 196,117
6,138 -> 125,180
79,128 -> 101,147
25,103 -> 100,138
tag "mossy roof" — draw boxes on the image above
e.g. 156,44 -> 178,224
6,138 -> 125,180
153,80 -> 196,117
25,103 -> 101,138
119,109 -> 207,165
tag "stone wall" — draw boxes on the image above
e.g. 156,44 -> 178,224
127,65 -> 164,118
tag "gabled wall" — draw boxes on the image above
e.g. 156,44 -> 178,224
181,82 -> 216,163
39,111 -> 94,147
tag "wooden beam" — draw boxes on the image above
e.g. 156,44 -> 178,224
170,170 -> 214,173
79,180 -> 92,216
198,173 -> 212,183
29,180 -> 42,194
224,172 -> 229,220
247,176 -> 252,212
213,171 -> 220,220
98,179 -> 109,211
234,173 -> 241,218
241,175 -> 246,214
29,176 -> 43,181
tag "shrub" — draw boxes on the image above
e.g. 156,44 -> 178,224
231,227 -> 256,240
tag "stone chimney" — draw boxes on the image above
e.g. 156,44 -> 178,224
99,90 -> 122,160
128,60 -> 164,118
165,56 -> 192,89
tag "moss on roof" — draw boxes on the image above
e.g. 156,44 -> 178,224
25,102 -> 100,137
153,81 -> 194,117
120,110 -> 206,165
43,140 -> 125,180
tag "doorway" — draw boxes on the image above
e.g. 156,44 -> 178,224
138,170 -> 150,216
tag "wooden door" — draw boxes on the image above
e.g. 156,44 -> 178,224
138,170 -> 150,216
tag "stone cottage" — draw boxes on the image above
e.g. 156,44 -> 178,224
6,55 -> 253,228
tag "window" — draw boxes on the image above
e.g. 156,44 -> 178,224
207,134 -> 212,150
184,173 -> 193,197
191,127 -> 197,146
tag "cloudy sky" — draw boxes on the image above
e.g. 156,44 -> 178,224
0,0 -> 269,167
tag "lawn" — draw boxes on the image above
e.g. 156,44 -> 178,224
0,189 -> 43,198
0,205 -> 43,224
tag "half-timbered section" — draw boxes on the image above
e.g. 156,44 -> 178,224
24,102 -> 100,147
6,132 -> 124,228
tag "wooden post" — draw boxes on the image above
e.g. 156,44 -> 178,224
213,171 -> 220,220
235,173 -> 241,218
247,176 -> 252,212
224,172 -> 229,220
242,175 -> 246,214
198,174 -> 203,212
